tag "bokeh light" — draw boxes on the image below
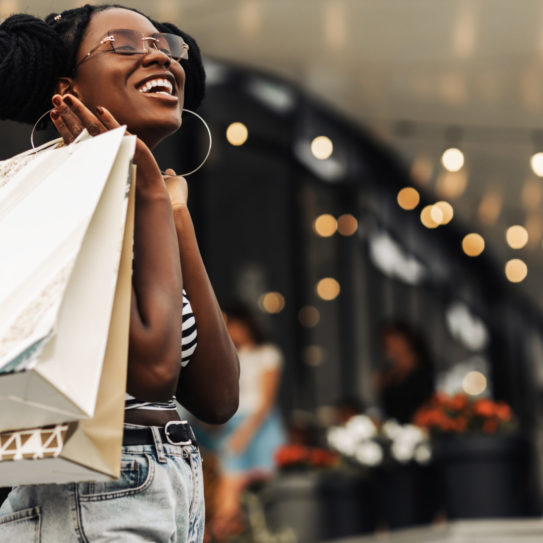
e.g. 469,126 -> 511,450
258,291 -> 285,313
298,306 -> 320,327
462,233 -> 485,256
397,187 -> 420,210
337,214 -> 358,236
420,205 -> 439,229
313,214 -> 338,237
226,122 -> 248,146
316,277 -> 341,300
441,147 -> 465,172
530,152 -> 543,177
505,259 -> 528,283
462,371 -> 487,396
506,225 -> 529,249
311,136 -> 334,160
434,201 -> 454,225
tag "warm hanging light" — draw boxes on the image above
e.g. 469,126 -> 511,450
506,225 -> 529,249
298,306 -> 320,327
420,205 -> 439,229
313,214 -> 337,237
337,214 -> 358,236
397,187 -> 420,210
258,291 -> 285,313
434,201 -> 454,225
505,259 -> 528,283
311,136 -> 334,160
316,277 -> 340,300
462,371 -> 487,396
441,147 -> 465,172
226,122 -> 249,146
530,152 -> 543,177
462,233 -> 485,256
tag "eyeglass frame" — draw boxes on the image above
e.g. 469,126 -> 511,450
75,29 -> 190,68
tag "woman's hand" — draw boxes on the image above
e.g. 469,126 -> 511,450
163,169 -> 188,209
50,93 -> 120,143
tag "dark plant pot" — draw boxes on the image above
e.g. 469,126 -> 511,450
261,472 -> 324,543
374,462 -> 439,530
318,470 -> 376,539
435,434 -> 537,519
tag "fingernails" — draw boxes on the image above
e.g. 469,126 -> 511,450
50,110 -> 59,120
96,106 -> 104,115
52,95 -> 61,107
63,95 -> 73,106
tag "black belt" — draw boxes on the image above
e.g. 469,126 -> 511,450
123,421 -> 197,447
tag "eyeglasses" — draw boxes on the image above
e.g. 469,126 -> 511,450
76,28 -> 189,67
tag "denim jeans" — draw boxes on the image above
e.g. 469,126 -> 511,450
0,424 -> 205,542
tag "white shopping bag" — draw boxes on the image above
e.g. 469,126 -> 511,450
0,127 -> 136,431
0,176 -> 135,483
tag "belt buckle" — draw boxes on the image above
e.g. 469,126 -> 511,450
164,421 -> 193,446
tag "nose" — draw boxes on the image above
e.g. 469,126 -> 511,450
141,43 -> 171,68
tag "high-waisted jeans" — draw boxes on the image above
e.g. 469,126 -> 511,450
0,423 -> 205,542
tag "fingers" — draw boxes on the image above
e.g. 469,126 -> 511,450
50,94 -> 121,144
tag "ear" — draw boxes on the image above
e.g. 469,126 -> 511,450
55,77 -> 80,98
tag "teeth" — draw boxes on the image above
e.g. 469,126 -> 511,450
138,78 -> 173,94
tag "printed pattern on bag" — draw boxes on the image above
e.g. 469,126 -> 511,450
0,424 -> 68,461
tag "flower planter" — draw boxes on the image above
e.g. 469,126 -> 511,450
261,471 -> 324,543
434,434 -> 537,519
319,470 -> 376,538
374,462 -> 438,529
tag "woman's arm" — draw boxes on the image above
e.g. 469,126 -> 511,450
164,172 -> 240,424
51,95 -> 184,401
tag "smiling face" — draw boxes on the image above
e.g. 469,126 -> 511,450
69,8 -> 186,148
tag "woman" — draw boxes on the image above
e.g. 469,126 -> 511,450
374,320 -> 435,424
0,4 -> 239,542
199,304 -> 285,539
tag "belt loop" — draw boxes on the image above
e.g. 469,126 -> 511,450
151,426 -> 167,463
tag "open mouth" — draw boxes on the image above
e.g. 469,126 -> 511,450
137,78 -> 174,96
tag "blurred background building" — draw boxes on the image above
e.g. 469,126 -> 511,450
3,1 -> 543,540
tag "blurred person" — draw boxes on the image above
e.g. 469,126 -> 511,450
197,303 -> 286,540
0,4 -> 239,542
373,320 -> 435,424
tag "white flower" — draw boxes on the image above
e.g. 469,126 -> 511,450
391,441 -> 415,463
381,419 -> 402,440
355,441 -> 383,466
345,415 -> 377,440
327,427 -> 358,456
414,443 -> 432,464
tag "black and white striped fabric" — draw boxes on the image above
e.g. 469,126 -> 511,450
125,290 -> 197,412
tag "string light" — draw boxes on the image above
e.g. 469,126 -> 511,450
258,291 -> 285,313
441,147 -> 465,172
337,214 -> 358,236
313,214 -> 337,237
226,122 -> 248,146
311,136 -> 334,159
506,225 -> 529,249
434,201 -> 454,225
420,205 -> 439,229
298,306 -> 320,327
397,187 -> 420,210
316,277 -> 340,300
462,233 -> 485,256
462,371 -> 487,395
530,152 -> 543,177
505,259 -> 528,283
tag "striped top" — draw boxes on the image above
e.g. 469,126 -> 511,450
124,290 -> 197,412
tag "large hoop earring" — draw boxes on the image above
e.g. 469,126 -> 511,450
176,108 -> 212,177
30,108 -> 55,149
31,107 -> 213,176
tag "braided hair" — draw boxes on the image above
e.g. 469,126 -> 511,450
0,4 -> 205,125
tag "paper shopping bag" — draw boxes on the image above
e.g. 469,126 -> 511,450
0,127 -> 136,431
0,174 -> 135,484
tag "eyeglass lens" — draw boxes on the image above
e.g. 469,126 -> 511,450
108,29 -> 188,61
